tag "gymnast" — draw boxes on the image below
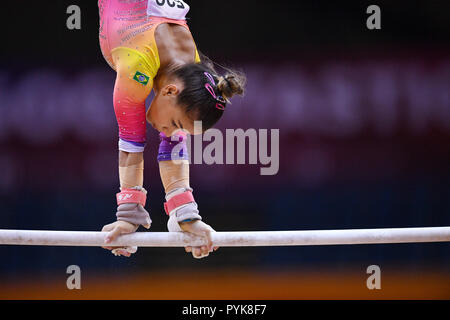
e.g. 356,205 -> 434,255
97,0 -> 246,258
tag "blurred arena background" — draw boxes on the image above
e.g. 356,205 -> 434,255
0,0 -> 449,299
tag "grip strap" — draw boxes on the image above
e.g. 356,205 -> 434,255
116,188 -> 147,207
164,190 -> 194,215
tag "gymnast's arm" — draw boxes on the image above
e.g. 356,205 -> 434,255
101,150 -> 151,252
158,132 -> 217,258
159,158 -> 216,257
159,159 -> 189,194
119,150 -> 144,190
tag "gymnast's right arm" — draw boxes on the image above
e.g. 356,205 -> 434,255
116,149 -> 151,230
101,150 -> 151,253
100,50 -> 154,250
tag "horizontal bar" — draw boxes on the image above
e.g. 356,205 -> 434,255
0,227 -> 449,247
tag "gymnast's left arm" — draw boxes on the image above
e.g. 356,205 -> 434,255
158,132 -> 219,259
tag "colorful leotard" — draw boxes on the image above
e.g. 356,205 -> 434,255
98,0 -> 200,153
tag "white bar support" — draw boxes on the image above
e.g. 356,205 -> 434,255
0,227 -> 449,247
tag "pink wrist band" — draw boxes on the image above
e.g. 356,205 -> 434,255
117,188 -> 147,207
164,190 -> 194,215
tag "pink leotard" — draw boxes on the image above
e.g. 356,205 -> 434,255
98,0 -> 200,152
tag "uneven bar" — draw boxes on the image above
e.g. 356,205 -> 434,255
0,227 -> 449,247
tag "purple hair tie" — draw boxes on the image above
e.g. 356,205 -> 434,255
204,72 -> 227,111
205,83 -> 226,111
204,72 -> 216,85
205,83 -> 216,99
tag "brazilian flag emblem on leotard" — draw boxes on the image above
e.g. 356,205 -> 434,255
133,71 -> 149,85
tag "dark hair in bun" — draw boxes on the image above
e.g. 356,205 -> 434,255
170,52 -> 246,131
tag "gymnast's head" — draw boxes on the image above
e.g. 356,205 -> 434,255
147,59 -> 246,137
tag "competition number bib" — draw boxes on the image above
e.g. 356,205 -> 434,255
147,0 -> 190,20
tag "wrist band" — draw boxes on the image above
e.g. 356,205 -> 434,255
117,188 -> 147,207
164,190 -> 194,215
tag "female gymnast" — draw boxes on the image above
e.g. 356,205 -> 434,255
97,0 -> 246,259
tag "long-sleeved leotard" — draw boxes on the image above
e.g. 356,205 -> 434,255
98,0 -> 200,153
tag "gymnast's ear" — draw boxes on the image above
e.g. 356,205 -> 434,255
162,83 -> 181,96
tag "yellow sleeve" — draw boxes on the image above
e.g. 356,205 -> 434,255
195,49 -> 201,63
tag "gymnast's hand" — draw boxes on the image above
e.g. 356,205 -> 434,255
178,220 -> 220,259
165,187 -> 219,258
101,220 -> 139,257
101,198 -> 152,257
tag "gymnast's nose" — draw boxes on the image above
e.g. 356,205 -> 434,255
161,126 -> 171,136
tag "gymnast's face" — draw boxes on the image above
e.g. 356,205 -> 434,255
146,79 -> 195,137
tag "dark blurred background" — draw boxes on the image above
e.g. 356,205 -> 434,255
0,0 -> 449,298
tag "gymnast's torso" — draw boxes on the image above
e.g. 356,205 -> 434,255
98,0 -> 200,76
98,0 -> 201,151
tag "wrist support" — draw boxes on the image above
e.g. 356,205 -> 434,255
116,187 -> 147,207
119,159 -> 144,189
164,187 -> 202,223
159,159 -> 190,195
116,186 -> 151,228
